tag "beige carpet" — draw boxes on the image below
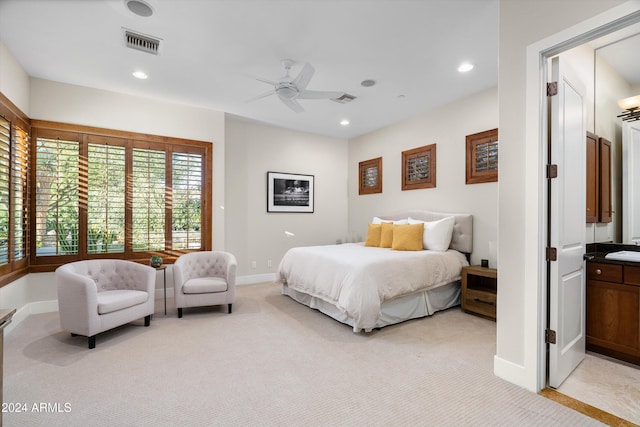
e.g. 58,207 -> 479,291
3,282 -> 605,426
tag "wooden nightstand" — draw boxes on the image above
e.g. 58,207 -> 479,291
461,265 -> 497,321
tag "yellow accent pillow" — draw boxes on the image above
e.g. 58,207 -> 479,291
379,222 -> 394,248
392,223 -> 425,251
364,223 -> 382,247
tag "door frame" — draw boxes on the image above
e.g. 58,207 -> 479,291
526,4 -> 640,391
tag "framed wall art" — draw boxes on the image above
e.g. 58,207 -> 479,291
466,128 -> 498,184
267,171 -> 314,213
359,157 -> 382,195
402,144 -> 436,190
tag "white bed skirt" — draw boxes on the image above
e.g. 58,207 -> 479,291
281,280 -> 461,333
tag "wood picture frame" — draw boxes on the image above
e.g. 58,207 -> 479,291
466,128 -> 498,184
359,157 -> 382,195
267,171 -> 314,213
402,144 -> 436,190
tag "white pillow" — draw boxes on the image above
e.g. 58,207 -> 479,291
408,216 -> 455,251
372,216 -> 408,225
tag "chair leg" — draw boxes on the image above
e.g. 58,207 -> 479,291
228,303 -> 233,314
178,308 -> 183,318
144,315 -> 151,327
88,336 -> 96,349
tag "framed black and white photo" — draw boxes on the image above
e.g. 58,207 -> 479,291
267,172 -> 314,213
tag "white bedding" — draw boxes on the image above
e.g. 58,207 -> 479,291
277,243 -> 469,331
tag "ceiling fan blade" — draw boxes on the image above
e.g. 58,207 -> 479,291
246,90 -> 275,103
279,96 -> 304,112
293,62 -> 315,90
256,77 -> 277,86
297,90 -> 345,100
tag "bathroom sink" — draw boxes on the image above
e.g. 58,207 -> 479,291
604,251 -> 640,262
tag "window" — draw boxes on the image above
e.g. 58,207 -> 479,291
0,116 -> 10,265
132,147 -> 165,252
465,128 -> 498,184
31,121 -> 212,268
87,138 -> 125,254
359,157 -> 382,195
35,133 -> 79,257
0,93 -> 30,285
12,125 -> 29,263
172,151 -> 202,249
402,144 -> 436,190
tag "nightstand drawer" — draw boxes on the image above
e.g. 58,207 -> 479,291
463,288 -> 497,319
588,262 -> 623,283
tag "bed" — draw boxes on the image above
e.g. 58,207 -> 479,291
277,210 -> 473,332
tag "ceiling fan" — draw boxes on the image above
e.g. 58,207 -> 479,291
248,59 -> 345,112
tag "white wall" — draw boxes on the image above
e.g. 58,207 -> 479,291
0,40 -> 29,114
225,117 -> 349,277
496,0 -> 630,392
348,87 -> 498,266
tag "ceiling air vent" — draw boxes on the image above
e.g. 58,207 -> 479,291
331,93 -> 357,104
123,29 -> 161,55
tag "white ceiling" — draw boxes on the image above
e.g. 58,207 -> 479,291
0,0 -> 500,139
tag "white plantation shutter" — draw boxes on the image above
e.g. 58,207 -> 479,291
35,137 -> 79,256
132,147 -> 166,252
87,142 -> 125,254
12,125 -> 29,261
0,117 -> 9,265
172,152 -> 202,250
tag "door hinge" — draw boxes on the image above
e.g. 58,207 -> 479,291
547,164 -> 558,178
546,247 -> 557,261
545,329 -> 557,344
547,82 -> 558,96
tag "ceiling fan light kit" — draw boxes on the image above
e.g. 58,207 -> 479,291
249,59 -> 346,112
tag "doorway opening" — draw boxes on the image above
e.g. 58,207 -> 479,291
535,5 -> 640,424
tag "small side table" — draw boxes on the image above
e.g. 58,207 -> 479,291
154,265 -> 168,315
461,265 -> 497,321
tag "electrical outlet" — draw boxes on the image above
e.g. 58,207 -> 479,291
267,259 -> 272,268
251,261 -> 256,268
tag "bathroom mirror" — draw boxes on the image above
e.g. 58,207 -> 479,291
594,28 -> 640,244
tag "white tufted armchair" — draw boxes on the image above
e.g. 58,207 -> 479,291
173,251 -> 237,317
56,259 -> 156,349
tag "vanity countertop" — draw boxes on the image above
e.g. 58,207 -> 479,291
585,243 -> 640,266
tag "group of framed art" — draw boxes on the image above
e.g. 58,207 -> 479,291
265,128 -> 498,212
358,128 -> 498,195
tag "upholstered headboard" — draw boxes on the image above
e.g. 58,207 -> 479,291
375,210 -> 473,255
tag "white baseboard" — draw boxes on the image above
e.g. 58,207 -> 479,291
5,299 -> 58,336
493,355 -> 537,392
236,273 -> 276,285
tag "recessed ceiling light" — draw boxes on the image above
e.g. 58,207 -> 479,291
340,119 -> 350,126
458,62 -> 474,73
132,70 -> 148,79
126,0 -> 154,17
361,79 -> 376,87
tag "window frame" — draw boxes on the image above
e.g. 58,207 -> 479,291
401,144 -> 436,191
29,120 -> 212,271
0,93 -> 30,286
465,128 -> 498,185
358,157 -> 383,195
